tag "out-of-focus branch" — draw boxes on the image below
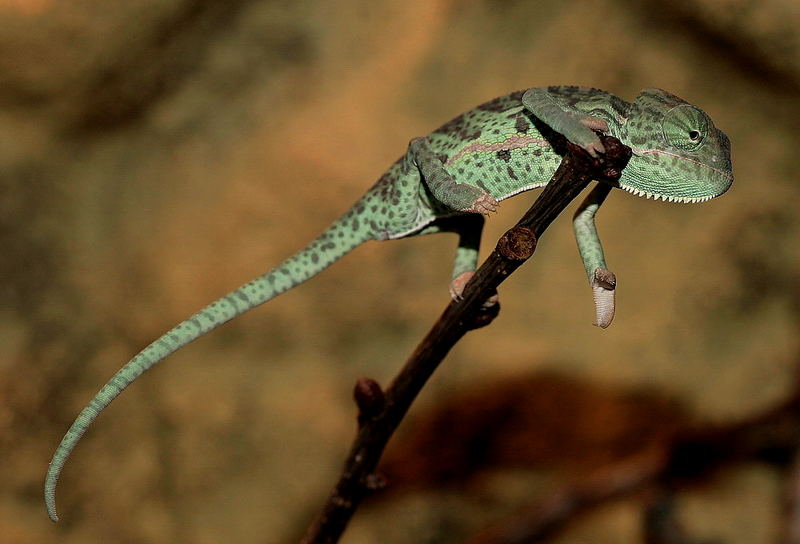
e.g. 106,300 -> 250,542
461,373 -> 800,544
464,457 -> 660,544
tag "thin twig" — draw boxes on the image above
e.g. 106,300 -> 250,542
300,136 -> 632,544
464,458 -> 660,544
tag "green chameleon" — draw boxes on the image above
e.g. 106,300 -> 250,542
45,86 -> 732,521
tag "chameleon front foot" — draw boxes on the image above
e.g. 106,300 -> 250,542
579,117 -> 609,157
591,267 -> 616,328
465,192 -> 499,216
449,271 -> 499,308
580,116 -> 609,133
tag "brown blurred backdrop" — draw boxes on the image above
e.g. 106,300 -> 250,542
2,1 -> 799,543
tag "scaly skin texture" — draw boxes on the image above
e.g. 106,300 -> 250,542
45,86 -> 733,521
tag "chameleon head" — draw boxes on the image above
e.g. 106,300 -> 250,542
614,88 -> 733,203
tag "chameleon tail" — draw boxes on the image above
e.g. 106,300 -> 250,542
45,208 -> 374,522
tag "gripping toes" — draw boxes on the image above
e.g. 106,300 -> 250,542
449,272 -> 471,301
577,117 -> 608,157
580,116 -> 609,133
581,138 -> 606,158
449,271 -> 499,308
466,191 -> 499,216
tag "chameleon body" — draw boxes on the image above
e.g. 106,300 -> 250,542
45,86 -> 732,521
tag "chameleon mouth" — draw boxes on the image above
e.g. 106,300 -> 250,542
621,144 -> 733,204
618,185 -> 716,203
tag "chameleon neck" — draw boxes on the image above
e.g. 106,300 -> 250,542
44,205 -> 373,521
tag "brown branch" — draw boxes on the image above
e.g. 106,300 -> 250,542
300,136 -> 633,544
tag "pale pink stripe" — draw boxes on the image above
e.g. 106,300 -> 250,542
446,135 -> 550,166
631,147 -> 733,180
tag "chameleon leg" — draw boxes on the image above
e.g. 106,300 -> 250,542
415,215 -> 497,306
447,214 -> 483,279
522,88 -> 608,157
573,182 -> 616,328
408,137 -> 498,215
448,215 -> 498,305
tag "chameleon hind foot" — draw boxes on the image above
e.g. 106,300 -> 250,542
449,271 -> 499,308
465,192 -> 499,216
591,267 -> 616,328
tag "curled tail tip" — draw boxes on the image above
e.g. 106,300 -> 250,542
45,484 -> 60,522
46,447 -> 68,522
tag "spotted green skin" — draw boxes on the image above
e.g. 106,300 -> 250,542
45,86 -> 733,521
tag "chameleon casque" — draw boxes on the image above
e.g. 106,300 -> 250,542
45,86 -> 732,520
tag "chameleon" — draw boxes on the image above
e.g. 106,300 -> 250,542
45,86 -> 732,521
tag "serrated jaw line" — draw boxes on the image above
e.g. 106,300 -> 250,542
619,185 -> 715,203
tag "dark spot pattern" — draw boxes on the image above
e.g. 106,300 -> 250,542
515,115 -> 530,134
433,113 -> 483,141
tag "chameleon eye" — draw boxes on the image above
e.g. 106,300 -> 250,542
663,105 -> 708,151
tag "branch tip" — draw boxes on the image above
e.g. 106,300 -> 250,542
353,377 -> 385,425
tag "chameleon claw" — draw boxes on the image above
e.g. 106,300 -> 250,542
449,271 -> 499,308
580,116 -> 609,133
466,192 -> 499,216
449,273 -> 468,301
578,117 -> 608,157
591,267 -> 616,328
582,138 -> 606,158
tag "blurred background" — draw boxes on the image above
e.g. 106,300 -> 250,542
2,1 -> 799,542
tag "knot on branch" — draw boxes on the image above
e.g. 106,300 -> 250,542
496,226 -> 537,261
468,301 -> 500,330
353,377 -> 385,427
